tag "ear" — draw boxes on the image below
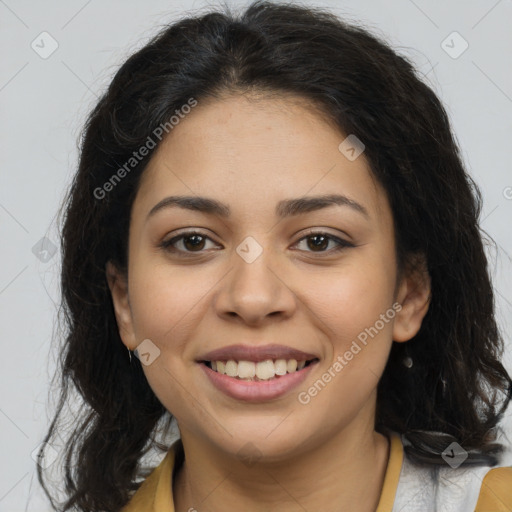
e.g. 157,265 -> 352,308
393,254 -> 431,343
106,261 -> 137,350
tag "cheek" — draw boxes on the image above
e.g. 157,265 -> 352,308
127,259 -> 212,344
126,262 -> 208,419
295,268 -> 395,419
309,261 -> 395,330
302,257 -> 396,376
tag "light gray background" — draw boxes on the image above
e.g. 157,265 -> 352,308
1,0 -> 511,510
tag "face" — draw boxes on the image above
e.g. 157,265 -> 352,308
108,93 -> 430,461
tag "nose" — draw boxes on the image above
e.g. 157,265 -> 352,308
213,239 -> 298,326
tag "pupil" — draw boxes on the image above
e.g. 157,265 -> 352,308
185,235 -> 205,251
309,235 -> 328,251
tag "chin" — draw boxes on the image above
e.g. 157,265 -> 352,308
211,428 -> 311,463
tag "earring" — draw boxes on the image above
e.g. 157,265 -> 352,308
402,356 -> 413,368
128,347 -> 132,364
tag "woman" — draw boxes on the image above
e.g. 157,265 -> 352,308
38,1 -> 512,510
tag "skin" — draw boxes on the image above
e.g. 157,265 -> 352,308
107,93 -> 431,512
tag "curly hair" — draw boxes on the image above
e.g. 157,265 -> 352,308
38,1 -> 512,510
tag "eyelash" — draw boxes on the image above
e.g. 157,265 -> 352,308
159,230 -> 354,257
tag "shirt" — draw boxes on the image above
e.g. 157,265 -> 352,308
121,432 -> 512,511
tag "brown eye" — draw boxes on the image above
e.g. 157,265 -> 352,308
182,234 -> 206,251
160,231 -> 218,255
294,231 -> 354,254
306,234 -> 329,251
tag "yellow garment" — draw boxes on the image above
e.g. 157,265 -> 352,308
121,433 -> 512,511
474,466 -> 512,511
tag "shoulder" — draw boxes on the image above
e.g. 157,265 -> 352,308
120,464 -> 163,511
474,466 -> 512,511
120,446 -> 178,511
392,443 -> 512,512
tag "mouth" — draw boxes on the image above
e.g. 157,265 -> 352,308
197,357 -> 320,402
198,358 -> 320,381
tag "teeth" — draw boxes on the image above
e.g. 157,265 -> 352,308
225,360 -> 238,377
238,360 -> 256,378
207,358 -> 314,379
256,360 -> 275,380
287,359 -> 298,373
275,359 -> 287,375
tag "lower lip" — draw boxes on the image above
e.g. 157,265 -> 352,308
198,361 -> 318,402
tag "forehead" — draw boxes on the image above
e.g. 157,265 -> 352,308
133,93 -> 389,224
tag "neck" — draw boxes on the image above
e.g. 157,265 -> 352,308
173,421 -> 390,512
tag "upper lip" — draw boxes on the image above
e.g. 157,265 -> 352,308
196,344 -> 319,363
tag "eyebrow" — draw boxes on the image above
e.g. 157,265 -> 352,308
146,193 -> 369,221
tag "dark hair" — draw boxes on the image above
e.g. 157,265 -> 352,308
38,1 -> 512,510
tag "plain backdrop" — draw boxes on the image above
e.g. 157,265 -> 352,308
0,0 -> 511,510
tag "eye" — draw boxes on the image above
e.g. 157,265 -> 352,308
160,231 -> 219,255
160,229 -> 354,257
293,231 -> 354,254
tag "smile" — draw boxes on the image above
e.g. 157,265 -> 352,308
198,358 -> 319,402
202,358 -> 318,381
